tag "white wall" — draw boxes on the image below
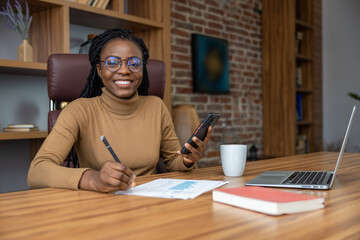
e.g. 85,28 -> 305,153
323,0 -> 360,152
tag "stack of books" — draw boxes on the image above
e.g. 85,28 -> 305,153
72,0 -> 110,9
3,124 -> 39,132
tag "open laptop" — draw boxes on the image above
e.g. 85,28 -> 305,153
246,105 -> 356,190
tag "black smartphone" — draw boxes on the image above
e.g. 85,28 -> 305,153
181,113 -> 221,154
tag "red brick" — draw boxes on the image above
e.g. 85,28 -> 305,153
189,17 -> 206,26
172,45 -> 189,54
176,87 -> 193,94
207,21 -> 224,30
171,12 -> 187,22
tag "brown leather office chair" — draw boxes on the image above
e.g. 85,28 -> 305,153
47,53 -> 168,173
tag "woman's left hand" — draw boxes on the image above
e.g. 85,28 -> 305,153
177,126 -> 212,166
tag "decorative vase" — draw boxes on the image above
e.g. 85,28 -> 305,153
172,104 -> 201,147
17,39 -> 33,62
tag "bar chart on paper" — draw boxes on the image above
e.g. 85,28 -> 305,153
115,178 -> 228,199
170,181 -> 197,190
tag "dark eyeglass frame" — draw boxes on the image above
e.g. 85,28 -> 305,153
99,56 -> 143,73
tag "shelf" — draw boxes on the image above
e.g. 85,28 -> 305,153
296,121 -> 313,126
0,59 -> 47,76
0,131 -> 48,140
296,88 -> 313,94
0,0 -> 172,161
296,54 -> 313,61
296,20 -> 314,30
23,0 -> 164,31
263,0 -> 319,158
69,7 -> 163,32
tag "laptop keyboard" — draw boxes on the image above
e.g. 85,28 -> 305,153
282,171 -> 327,185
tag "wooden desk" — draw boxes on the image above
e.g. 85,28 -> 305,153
1,152 -> 359,239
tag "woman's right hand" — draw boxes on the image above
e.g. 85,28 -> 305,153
79,161 -> 136,192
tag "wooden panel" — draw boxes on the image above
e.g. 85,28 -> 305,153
262,0 -> 296,157
127,0 -> 163,22
29,138 -> 45,161
296,0 -> 313,23
263,0 -> 321,157
30,6 -> 68,62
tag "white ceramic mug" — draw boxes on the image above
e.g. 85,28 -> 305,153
220,144 -> 247,177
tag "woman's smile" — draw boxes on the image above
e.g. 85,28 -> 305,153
114,80 -> 133,86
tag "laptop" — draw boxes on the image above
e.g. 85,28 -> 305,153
246,105 -> 356,190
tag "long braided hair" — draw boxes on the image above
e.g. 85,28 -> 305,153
68,29 -> 150,168
80,28 -> 150,98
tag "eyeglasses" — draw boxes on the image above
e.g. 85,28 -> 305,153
100,56 -> 143,73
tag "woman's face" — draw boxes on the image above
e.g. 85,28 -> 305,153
97,39 -> 143,98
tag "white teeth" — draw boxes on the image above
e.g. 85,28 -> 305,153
115,80 -> 131,85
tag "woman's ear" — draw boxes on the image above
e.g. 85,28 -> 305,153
96,64 -> 102,78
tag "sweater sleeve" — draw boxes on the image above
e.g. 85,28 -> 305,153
27,103 -> 90,190
159,102 -> 195,172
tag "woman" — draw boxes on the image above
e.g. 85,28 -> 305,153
27,28 -> 212,192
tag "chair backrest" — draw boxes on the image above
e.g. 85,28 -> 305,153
47,53 -> 167,173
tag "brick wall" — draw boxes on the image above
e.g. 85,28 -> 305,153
170,0 -> 263,162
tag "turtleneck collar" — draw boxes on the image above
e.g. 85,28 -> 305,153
99,87 -> 139,115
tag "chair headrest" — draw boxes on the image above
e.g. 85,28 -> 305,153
47,54 -> 165,101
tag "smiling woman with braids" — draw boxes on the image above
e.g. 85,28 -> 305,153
27,28 -> 212,193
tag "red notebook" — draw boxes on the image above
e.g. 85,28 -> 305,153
212,186 -> 324,215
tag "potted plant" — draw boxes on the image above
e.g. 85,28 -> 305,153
0,0 -> 33,62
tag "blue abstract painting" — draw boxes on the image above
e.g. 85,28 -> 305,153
192,34 -> 229,93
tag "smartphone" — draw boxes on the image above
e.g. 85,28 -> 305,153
181,113 -> 221,154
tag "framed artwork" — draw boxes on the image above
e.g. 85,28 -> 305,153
192,34 -> 229,93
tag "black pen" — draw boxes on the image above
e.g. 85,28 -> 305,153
100,135 -> 121,163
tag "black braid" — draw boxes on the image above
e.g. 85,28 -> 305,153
80,28 -> 150,98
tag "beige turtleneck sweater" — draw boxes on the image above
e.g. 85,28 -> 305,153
27,88 -> 192,190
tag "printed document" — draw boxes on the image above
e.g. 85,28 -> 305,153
115,178 -> 228,199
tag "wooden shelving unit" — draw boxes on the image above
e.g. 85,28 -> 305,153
0,0 -> 171,162
262,0 -> 321,158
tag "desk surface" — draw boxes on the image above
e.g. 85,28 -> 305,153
1,152 -> 359,239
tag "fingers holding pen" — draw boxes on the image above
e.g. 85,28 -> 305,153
98,162 -> 136,192
109,162 -> 136,187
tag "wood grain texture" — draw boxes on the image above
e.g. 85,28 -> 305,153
0,152 -> 359,239
0,131 -> 47,140
263,0 -> 321,157
262,0 -> 296,157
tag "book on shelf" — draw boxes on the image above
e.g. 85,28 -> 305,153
296,93 -> 303,121
295,31 -> 303,54
90,0 -> 99,7
78,0 -> 92,5
212,186 -> 324,215
7,123 -> 37,129
95,0 -> 105,8
101,0 -> 110,9
3,127 -> 39,132
295,67 -> 302,88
